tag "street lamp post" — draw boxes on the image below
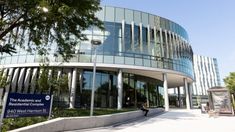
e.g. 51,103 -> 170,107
90,39 -> 101,116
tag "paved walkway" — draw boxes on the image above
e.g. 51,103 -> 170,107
69,109 -> 235,132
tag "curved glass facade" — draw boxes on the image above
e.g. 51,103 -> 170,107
0,6 -> 193,109
0,6 -> 194,78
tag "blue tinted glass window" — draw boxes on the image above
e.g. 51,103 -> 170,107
134,25 -> 140,53
105,7 -> 114,22
142,13 -> 149,26
124,24 -> 132,52
134,11 -> 141,24
125,9 -> 133,24
102,22 -> 115,55
115,8 -> 124,22
142,27 -> 148,54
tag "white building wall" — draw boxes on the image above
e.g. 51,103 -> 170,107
192,55 -> 221,96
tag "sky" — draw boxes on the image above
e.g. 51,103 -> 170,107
101,0 -> 235,85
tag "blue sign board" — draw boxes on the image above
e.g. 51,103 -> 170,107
4,93 -> 52,118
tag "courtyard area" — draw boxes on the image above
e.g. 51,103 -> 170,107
72,109 -> 235,132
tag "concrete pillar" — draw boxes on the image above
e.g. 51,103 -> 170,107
184,78 -> 191,110
24,68 -> 31,93
17,68 -> 25,93
163,73 -> 169,111
69,68 -> 77,109
117,69 -> 123,110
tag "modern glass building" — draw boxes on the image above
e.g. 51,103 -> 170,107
192,55 -> 221,107
193,55 -> 221,96
0,6 -> 194,111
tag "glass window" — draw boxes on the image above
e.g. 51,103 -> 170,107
18,55 -> 26,63
165,20 -> 170,30
142,13 -> 149,26
125,9 -> 133,24
114,23 -> 122,54
142,27 -> 148,54
160,18 -> 166,30
134,11 -> 141,24
11,56 -> 18,64
5,56 -> 11,64
101,22 -> 115,55
134,25 -> 140,53
115,8 -> 124,22
114,56 -> 124,64
105,7 -> 114,22
80,35 -> 92,54
124,24 -> 132,52
149,15 -> 155,27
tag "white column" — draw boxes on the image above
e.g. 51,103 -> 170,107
153,26 -> 157,56
184,78 -> 191,110
24,68 -> 31,93
159,28 -> 164,57
79,70 -> 83,94
48,69 -> 52,93
69,68 -> 77,109
30,68 -> 38,94
11,68 -> 19,92
139,23 -> 143,52
147,25 -> 151,54
68,70 -> 72,92
163,73 -> 169,111
164,30 -> 169,58
57,69 -> 62,80
5,68 -> 14,92
131,21 -> 135,51
17,68 -> 25,93
120,20 -> 125,54
117,69 -> 123,110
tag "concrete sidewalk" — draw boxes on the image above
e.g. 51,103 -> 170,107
69,109 -> 235,132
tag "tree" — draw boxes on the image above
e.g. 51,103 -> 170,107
0,69 -> 8,88
37,64 -> 50,93
224,72 -> 235,93
0,0 -> 103,60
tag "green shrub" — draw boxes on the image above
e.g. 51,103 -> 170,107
2,117 -> 47,132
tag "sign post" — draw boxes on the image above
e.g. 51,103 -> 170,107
3,93 -> 52,118
48,95 -> 53,120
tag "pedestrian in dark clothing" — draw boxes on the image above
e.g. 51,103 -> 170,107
141,101 -> 149,116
